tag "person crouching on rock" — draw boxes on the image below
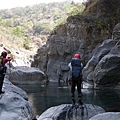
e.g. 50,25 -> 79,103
68,54 -> 84,105
0,51 -> 12,94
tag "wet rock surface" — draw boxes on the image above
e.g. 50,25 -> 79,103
38,104 -> 105,120
0,76 -> 35,120
89,112 -> 120,120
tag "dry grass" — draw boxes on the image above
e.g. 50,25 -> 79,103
0,31 -> 36,62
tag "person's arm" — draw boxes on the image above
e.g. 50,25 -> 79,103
81,63 -> 84,69
68,62 -> 72,81
2,57 -> 12,67
68,63 -> 72,71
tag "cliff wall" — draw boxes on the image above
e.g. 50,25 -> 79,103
32,0 -> 120,82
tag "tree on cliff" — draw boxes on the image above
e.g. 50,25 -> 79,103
83,0 -> 120,34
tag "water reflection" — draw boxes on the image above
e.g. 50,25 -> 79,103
17,82 -> 120,116
82,88 -> 120,112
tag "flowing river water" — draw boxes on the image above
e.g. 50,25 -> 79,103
17,82 -> 120,116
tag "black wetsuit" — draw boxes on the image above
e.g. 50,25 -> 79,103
70,58 -> 83,104
0,68 -> 5,93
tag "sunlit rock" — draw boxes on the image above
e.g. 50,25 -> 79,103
6,66 -> 45,84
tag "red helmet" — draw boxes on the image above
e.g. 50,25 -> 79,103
74,54 -> 81,59
1,51 -> 7,56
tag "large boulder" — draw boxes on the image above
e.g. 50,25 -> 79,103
7,66 -> 45,84
38,104 -> 105,120
82,39 -> 120,89
0,76 -> 35,120
89,112 -> 120,120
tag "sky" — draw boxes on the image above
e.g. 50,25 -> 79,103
0,0 -> 86,10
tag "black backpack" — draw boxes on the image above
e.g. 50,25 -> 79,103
71,58 -> 82,79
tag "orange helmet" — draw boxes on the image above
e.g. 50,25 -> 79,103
74,54 -> 80,59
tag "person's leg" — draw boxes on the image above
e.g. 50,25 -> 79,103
77,78 -> 83,105
0,74 -> 4,93
71,80 -> 76,105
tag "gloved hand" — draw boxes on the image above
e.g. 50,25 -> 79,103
7,57 -> 12,61
67,78 -> 71,85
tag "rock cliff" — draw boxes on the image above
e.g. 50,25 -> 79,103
82,23 -> 120,89
32,0 -> 120,84
82,39 -> 120,89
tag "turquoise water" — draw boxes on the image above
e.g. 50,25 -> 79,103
17,82 -> 120,116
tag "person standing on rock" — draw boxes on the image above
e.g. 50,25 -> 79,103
0,51 -> 12,94
68,54 -> 83,105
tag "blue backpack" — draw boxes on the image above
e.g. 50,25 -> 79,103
71,58 -> 82,79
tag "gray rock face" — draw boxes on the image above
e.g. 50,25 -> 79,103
0,76 -> 35,120
7,66 -> 45,84
31,22 -> 120,89
38,104 -> 105,120
32,15 -> 111,82
112,23 -> 120,40
89,112 -> 120,120
82,39 -> 120,89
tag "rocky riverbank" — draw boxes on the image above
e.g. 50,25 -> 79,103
0,75 -> 35,120
0,64 -> 46,120
37,103 -> 120,120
